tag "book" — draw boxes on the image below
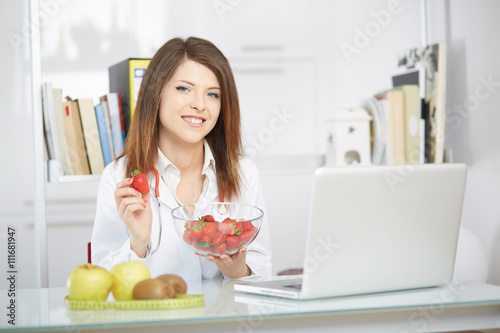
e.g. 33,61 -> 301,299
41,82 -> 59,162
435,43 -> 447,163
397,43 -> 446,163
52,88 -> 74,175
77,98 -> 105,175
363,94 -> 388,165
109,58 -> 151,136
95,103 -> 113,166
386,90 -> 406,165
106,93 -> 125,157
374,93 -> 390,164
392,69 -> 427,163
400,85 -> 420,164
62,100 -> 91,175
99,96 -> 116,160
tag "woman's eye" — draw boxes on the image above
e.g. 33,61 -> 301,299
176,86 -> 189,92
207,92 -> 219,99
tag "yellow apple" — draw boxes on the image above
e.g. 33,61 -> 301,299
66,263 -> 112,301
110,261 -> 151,301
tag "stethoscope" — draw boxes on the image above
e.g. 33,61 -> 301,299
151,167 -> 162,254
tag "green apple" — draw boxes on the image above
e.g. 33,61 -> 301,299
66,263 -> 112,301
110,261 -> 151,301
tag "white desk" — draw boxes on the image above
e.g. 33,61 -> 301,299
2,278 -> 500,332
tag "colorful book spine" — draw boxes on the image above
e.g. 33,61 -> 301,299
106,93 -> 125,157
77,98 -> 105,175
95,103 -> 113,166
53,88 -> 74,175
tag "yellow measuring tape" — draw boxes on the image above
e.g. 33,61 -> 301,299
65,294 -> 204,310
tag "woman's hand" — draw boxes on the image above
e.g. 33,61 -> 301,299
114,178 -> 152,258
205,248 -> 251,279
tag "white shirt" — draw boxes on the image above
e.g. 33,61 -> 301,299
91,145 -> 272,281
157,141 -> 216,205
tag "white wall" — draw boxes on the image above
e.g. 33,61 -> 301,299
0,0 -> 37,289
1,0 -> 499,287
436,0 -> 500,284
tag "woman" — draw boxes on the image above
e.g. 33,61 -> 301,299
91,37 -> 272,280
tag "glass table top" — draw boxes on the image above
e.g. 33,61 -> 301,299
2,276 -> 500,332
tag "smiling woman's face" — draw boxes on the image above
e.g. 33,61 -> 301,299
158,59 -> 221,147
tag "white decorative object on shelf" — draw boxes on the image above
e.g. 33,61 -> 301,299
329,105 -> 372,167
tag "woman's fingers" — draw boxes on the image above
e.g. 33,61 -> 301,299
117,177 -> 133,189
114,178 -> 141,210
122,204 -> 147,224
207,248 -> 250,279
219,254 -> 232,263
118,197 -> 148,220
208,247 -> 247,264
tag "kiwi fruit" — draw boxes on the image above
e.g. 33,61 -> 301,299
156,274 -> 187,295
132,278 -> 175,300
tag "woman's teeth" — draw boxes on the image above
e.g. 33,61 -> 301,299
182,117 -> 203,124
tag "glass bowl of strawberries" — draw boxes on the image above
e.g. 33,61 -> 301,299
171,202 -> 263,257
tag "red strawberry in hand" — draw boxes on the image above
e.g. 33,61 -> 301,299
131,170 -> 149,194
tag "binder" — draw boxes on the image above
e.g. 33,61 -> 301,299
109,58 -> 151,136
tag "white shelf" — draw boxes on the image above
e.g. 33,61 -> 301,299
47,159 -> 101,183
52,175 -> 101,183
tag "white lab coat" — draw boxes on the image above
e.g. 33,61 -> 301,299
91,156 -> 272,281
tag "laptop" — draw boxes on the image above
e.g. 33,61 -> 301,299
234,163 -> 468,300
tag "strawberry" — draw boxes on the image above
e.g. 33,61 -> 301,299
204,223 -> 218,238
131,170 -> 149,194
193,235 -> 211,251
239,229 -> 257,245
234,222 -> 243,236
201,215 -> 215,222
190,224 -> 205,242
243,223 -> 258,233
218,222 -> 232,235
213,243 -> 227,255
242,221 -> 254,231
211,231 -> 227,247
226,236 -> 242,251
183,230 -> 193,245
219,218 -> 236,235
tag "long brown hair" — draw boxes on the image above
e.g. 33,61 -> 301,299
121,37 -> 243,200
